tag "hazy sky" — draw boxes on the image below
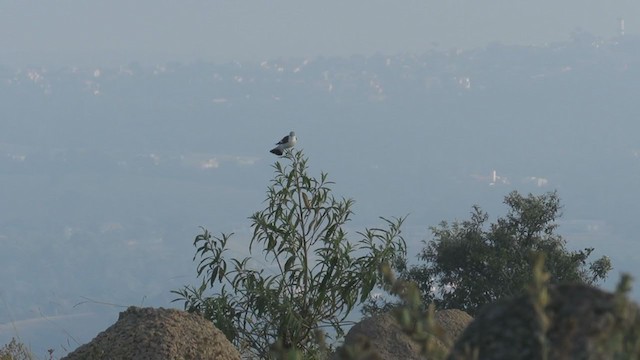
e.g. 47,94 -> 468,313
1,0 -> 639,66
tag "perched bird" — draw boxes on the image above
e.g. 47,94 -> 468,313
270,131 -> 297,155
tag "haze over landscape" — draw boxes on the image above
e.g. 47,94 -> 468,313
2,1 -> 640,357
2,0 -> 639,66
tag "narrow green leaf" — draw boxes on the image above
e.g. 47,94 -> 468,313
284,256 -> 296,272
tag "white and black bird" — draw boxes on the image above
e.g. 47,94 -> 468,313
270,131 -> 297,155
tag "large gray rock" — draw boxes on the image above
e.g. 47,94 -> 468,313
448,284 -> 640,360
335,309 -> 472,360
62,306 -> 240,360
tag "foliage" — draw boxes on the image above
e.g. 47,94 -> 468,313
601,273 -> 640,358
173,149 -> 406,358
382,262 -> 449,359
369,191 -> 612,316
450,257 -> 640,360
0,338 -> 33,360
527,253 -> 551,360
336,261 -> 450,360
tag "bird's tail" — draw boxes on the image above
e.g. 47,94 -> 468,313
270,148 -> 284,156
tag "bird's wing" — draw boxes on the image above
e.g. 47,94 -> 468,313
275,135 -> 289,145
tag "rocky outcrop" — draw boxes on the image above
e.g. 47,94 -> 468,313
62,306 -> 240,360
433,309 -> 473,342
448,284 -> 640,360
335,309 -> 473,360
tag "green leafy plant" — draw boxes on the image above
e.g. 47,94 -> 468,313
367,191 -> 612,316
601,273 -> 640,358
382,262 -> 450,359
335,261 -> 451,360
0,338 -> 34,360
173,150 -> 406,358
527,253 -> 551,360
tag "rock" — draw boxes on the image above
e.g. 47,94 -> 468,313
434,310 -> 473,342
62,306 -> 240,360
334,309 -> 473,360
448,283 -> 640,360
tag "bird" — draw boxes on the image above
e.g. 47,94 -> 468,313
270,131 -> 297,155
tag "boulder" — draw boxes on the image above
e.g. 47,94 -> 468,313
448,284 -> 640,360
335,309 -> 472,360
62,306 -> 240,360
